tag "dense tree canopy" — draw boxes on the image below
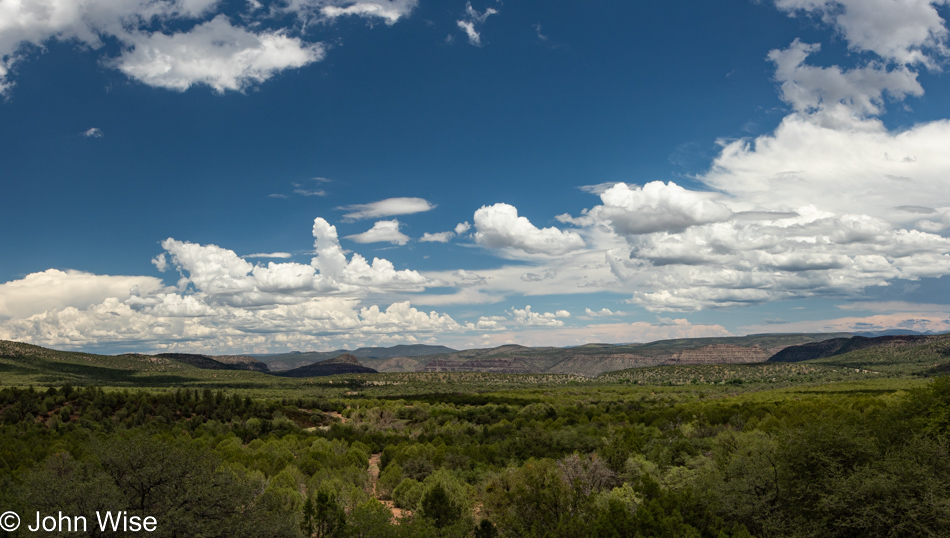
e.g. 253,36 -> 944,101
0,376 -> 948,536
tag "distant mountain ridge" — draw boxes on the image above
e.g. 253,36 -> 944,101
852,329 -> 937,337
0,332 -> 885,381
261,344 -> 456,371
360,333 -> 853,376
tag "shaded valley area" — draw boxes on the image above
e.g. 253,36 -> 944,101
2,332 -> 950,536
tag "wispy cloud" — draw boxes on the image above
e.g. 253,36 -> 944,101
339,197 -> 435,220
583,307 -> 628,318
835,301 -> 950,313
317,0 -> 419,25
420,231 -> 454,243
82,127 -> 103,138
293,188 -> 327,197
456,2 -> 498,46
271,177 -> 333,198
578,182 -> 622,195
533,23 -> 548,41
740,312 -> 950,335
244,252 -> 293,259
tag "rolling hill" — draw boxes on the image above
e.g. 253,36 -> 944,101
277,354 -> 378,377
156,353 -> 270,372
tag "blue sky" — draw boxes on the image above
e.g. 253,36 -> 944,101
1,0 -> 949,353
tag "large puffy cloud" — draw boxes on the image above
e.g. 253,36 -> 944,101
557,71 -> 950,314
310,217 -> 426,289
326,218 -> 429,289
0,294 -> 462,352
775,0 -> 950,65
703,114 -> 950,222
607,207 -> 950,312
162,239 -> 328,306
156,217 -> 427,306
585,182 -> 732,235
0,218 -> 453,351
474,203 -> 585,257
0,269 -> 165,319
114,16 -> 324,92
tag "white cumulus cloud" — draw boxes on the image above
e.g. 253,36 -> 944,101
775,0 -> 950,65
345,219 -> 410,245
703,115 -> 950,221
474,203 -> 585,257
419,222 -> 470,243
311,218 -> 426,289
588,181 -> 733,236
420,231 -> 454,243
768,39 -> 923,118
510,305 -> 569,327
0,269 -> 165,319
0,217 -> 448,351
114,16 -> 325,92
